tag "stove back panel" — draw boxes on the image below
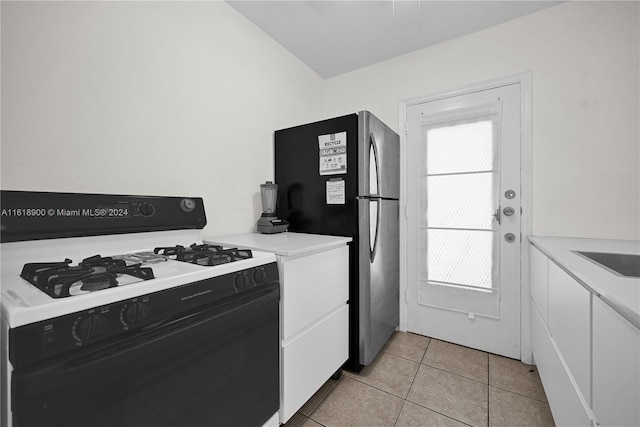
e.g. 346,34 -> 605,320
0,191 -> 206,242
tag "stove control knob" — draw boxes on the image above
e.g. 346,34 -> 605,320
123,302 -> 150,326
75,314 -> 108,342
234,272 -> 249,291
180,198 -> 196,213
138,202 -> 155,217
252,268 -> 267,284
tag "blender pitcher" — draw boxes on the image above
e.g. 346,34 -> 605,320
257,181 -> 289,234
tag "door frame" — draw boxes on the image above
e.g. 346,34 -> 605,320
398,71 -> 533,363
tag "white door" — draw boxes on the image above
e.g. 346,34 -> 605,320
405,83 -> 522,358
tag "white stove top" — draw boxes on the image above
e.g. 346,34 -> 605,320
1,230 -> 276,328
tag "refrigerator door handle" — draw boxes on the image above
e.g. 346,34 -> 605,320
369,133 -> 380,197
369,198 -> 380,262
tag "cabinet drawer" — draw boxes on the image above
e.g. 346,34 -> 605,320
592,297 -> 640,427
530,245 -> 549,324
531,306 -> 592,427
280,304 -> 349,423
547,262 -> 591,403
280,245 -> 349,340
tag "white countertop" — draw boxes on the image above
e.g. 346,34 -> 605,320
204,232 -> 352,258
529,236 -> 640,328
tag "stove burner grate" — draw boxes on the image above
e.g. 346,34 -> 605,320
20,255 -> 155,298
154,244 -> 252,266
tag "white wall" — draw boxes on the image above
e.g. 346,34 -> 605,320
3,1 -> 638,240
323,1 -> 640,240
0,1 -> 324,235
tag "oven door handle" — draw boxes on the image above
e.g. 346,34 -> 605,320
12,284 -> 279,417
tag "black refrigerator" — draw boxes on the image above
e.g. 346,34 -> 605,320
274,111 -> 399,371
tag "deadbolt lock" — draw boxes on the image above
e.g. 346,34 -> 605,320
503,207 -> 515,216
505,190 -> 516,199
504,233 -> 516,243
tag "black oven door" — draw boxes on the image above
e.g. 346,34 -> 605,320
11,284 -> 279,427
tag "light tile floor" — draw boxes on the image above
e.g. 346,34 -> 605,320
284,331 -> 555,427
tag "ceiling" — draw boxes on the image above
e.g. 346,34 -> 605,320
227,0 -> 565,78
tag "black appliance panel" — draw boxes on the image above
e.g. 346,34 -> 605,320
11,283 -> 280,427
274,114 -> 359,237
0,191 -> 206,242
10,262 -> 279,368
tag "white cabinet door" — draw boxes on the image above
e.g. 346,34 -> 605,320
281,305 -> 349,423
280,245 -> 349,341
531,305 -> 592,427
592,297 -> 640,427
530,245 -> 549,324
547,262 -> 591,404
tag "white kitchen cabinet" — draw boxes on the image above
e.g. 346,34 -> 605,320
547,262 -> 591,404
204,233 -> 351,425
278,244 -> 350,422
530,245 -> 549,324
529,242 -> 594,426
531,304 -> 592,427
592,297 -> 640,427
529,236 -> 640,427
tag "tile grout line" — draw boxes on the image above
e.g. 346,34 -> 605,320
488,384 -> 550,404
304,375 -> 342,426
392,337 -> 431,427
304,333 -> 549,427
417,362 -> 489,386
344,340 -> 431,400
383,342 -> 491,385
343,370 -> 409,401
317,373 -> 414,426
487,352 -> 551,404
384,337 -> 490,426
391,341 -> 491,426
403,399 -> 476,427
391,337 -> 477,427
392,399 -> 409,427
487,352 -> 491,427
404,388 -> 477,423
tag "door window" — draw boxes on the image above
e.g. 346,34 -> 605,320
418,104 -> 501,317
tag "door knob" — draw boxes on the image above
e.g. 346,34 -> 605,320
503,207 -> 515,216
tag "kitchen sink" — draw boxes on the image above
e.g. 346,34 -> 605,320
572,251 -> 640,278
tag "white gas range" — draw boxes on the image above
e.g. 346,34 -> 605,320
1,191 -> 280,427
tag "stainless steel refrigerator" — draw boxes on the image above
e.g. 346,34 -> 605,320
274,111 -> 399,370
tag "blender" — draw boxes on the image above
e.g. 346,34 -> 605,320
256,181 -> 289,234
